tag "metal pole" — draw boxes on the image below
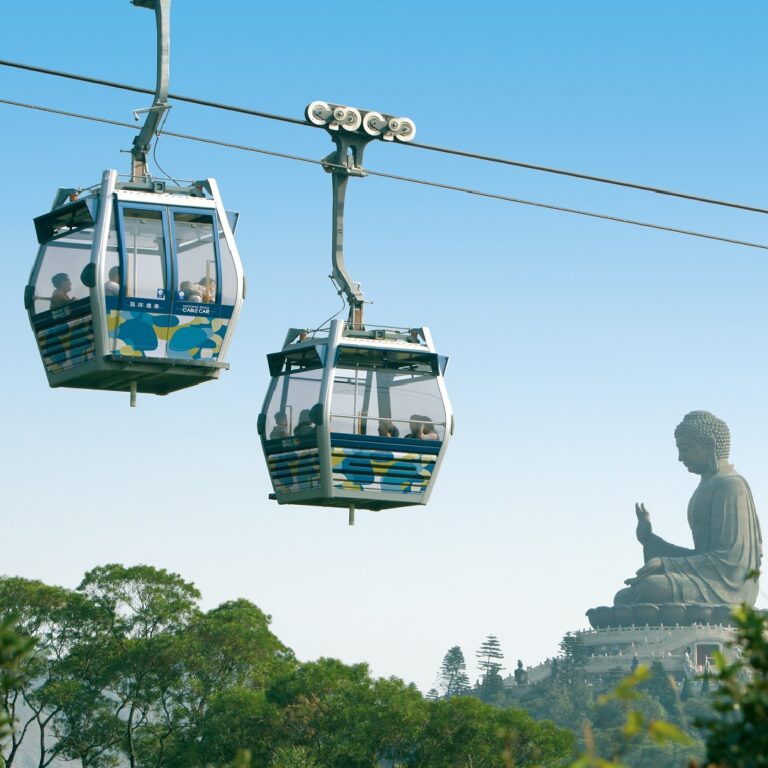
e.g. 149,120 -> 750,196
130,0 -> 171,181
328,141 -> 367,328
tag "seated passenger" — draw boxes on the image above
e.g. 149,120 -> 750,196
378,420 -> 400,438
198,276 -> 216,303
105,266 -> 121,297
50,273 -> 74,309
180,281 -> 202,302
309,403 -> 324,428
270,412 -> 289,440
406,414 -> 439,439
421,420 -> 439,440
293,409 -> 315,436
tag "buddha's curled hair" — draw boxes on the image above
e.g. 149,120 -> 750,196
674,410 -> 731,459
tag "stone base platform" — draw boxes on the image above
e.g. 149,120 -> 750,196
504,622 -> 738,691
586,603 -> 735,629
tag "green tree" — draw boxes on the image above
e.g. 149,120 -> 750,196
270,745 -> 319,768
698,602 -> 768,766
475,635 -> 505,703
638,659 -> 681,722
438,646 -> 470,698
411,694 -> 573,767
193,687 -> 278,768
476,635 -> 504,680
57,564 -> 200,768
556,633 -> 588,687
163,601 -> 294,768
0,616 -> 35,752
572,664 -> 697,768
268,658 -> 428,768
0,577 -> 93,768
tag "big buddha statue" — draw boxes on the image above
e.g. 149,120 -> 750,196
588,411 -> 762,628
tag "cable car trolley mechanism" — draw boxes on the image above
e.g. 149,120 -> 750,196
24,0 -> 244,405
258,103 -> 453,524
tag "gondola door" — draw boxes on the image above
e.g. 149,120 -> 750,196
110,203 -> 173,361
111,204 -> 225,363
165,207 -> 224,362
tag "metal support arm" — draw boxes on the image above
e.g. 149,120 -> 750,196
324,130 -> 375,329
308,100 -> 416,330
130,0 -> 171,181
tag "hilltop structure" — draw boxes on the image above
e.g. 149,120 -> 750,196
507,411 -> 762,690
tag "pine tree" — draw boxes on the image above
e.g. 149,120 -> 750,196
701,667 -> 711,695
438,646 -> 470,697
640,659 -> 681,720
475,635 -> 505,702
557,632 -> 588,687
680,674 -> 692,702
476,634 -> 505,679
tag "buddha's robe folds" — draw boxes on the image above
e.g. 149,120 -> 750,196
639,465 -> 762,605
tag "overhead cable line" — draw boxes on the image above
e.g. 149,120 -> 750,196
0,59 -> 307,126
2,57 -> 767,216
2,96 -> 767,253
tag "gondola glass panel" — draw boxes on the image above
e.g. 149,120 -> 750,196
262,348 -> 325,496
263,348 -> 324,440
29,202 -> 97,374
259,320 -> 452,513
217,222 -> 239,308
172,211 -> 218,304
31,216 -> 94,316
111,206 -> 170,360
330,349 -> 446,439
26,170 -> 244,398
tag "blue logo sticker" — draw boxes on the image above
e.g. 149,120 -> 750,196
157,288 -> 165,299
177,291 -> 185,300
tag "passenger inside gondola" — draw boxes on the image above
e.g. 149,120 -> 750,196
180,281 -> 202,302
422,420 -> 439,439
198,276 -> 216,303
270,411 -> 289,439
406,415 -> 439,439
50,273 -> 75,309
105,266 -> 121,296
294,409 -> 314,436
378,420 -> 400,438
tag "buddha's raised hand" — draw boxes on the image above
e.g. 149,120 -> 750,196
635,502 -> 652,544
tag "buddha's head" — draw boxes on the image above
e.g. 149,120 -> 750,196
674,411 -> 730,475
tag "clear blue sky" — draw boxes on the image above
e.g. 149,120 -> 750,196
2,1 -> 767,691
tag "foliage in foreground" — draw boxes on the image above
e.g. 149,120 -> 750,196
0,616 -> 34,748
0,565 -> 574,768
696,600 -> 768,767
7,563 -> 767,768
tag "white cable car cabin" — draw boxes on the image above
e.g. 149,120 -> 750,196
258,319 -> 453,513
258,102 -> 452,521
23,0 -> 244,402
24,170 -> 244,399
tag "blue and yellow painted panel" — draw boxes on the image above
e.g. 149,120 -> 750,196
267,446 -> 322,494
107,309 -> 229,361
34,301 -> 95,374
330,446 -> 435,494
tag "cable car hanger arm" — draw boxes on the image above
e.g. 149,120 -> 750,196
307,101 -> 416,329
130,0 -> 171,182
324,133 -> 368,329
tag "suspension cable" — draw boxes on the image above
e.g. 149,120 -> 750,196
2,96 -> 767,253
2,57 -> 767,216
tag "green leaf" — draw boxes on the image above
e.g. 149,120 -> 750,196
647,719 -> 691,745
623,708 -> 644,738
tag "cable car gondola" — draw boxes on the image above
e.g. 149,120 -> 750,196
258,103 -> 453,523
24,0 -> 244,405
